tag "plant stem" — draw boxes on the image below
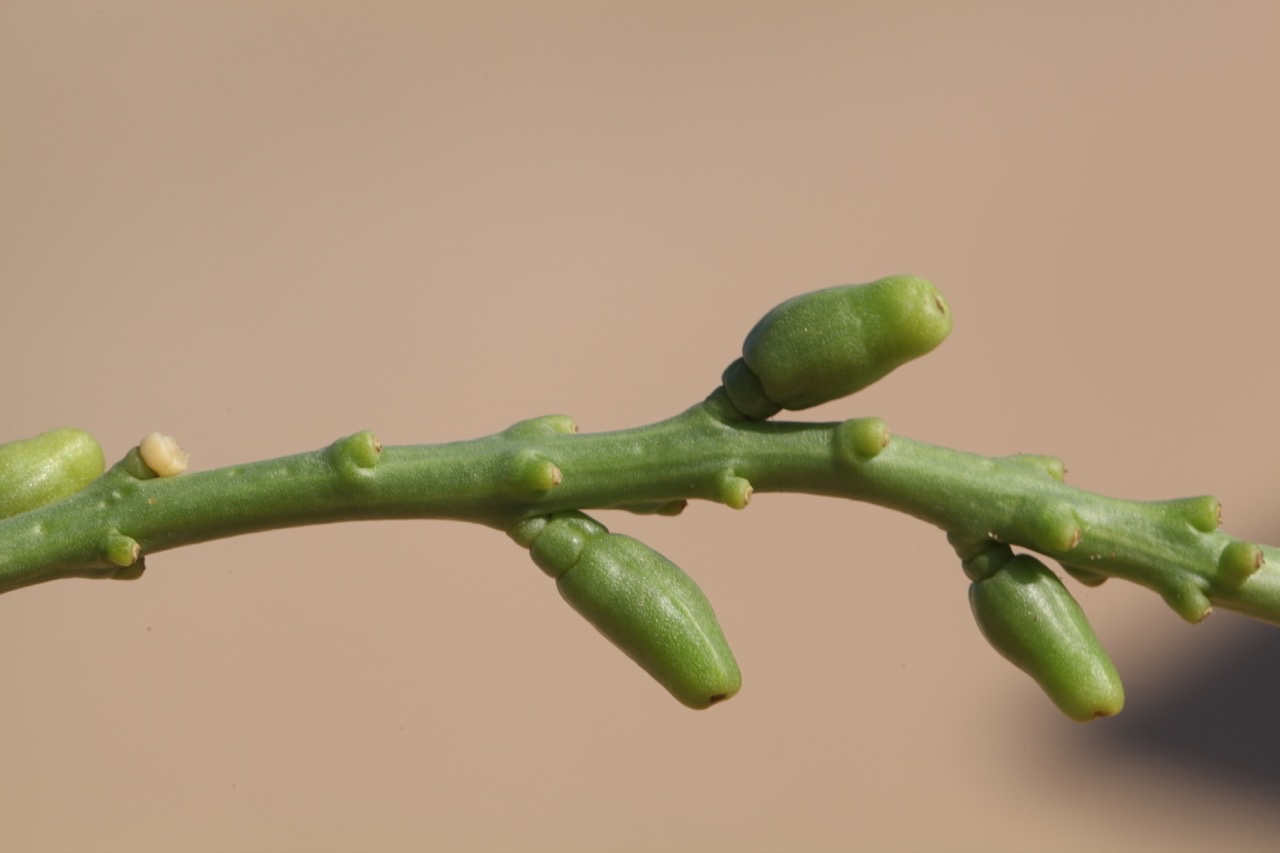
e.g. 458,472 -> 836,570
1,389 -> 1274,628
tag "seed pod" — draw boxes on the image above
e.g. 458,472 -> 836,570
0,428 -> 105,519
969,554 -> 1124,722
530,515 -> 741,709
740,276 -> 952,410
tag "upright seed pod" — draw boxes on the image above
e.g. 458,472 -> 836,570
969,554 -> 1124,722
730,276 -> 952,413
526,514 -> 741,709
0,428 -> 105,519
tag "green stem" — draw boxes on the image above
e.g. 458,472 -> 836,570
0,389 -> 1274,628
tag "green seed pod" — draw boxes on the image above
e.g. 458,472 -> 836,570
0,428 -> 105,520
740,276 -> 952,411
969,554 -> 1124,722
533,517 -> 741,709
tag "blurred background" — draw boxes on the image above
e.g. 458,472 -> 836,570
3,2 -> 1279,850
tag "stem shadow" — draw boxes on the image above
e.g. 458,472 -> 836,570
1081,517 -> 1280,799
1087,614 -> 1280,795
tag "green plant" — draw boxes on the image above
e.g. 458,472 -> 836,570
2,276 -> 1274,719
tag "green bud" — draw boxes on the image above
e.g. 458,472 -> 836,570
104,532 -> 142,568
328,430 -> 382,479
740,276 -> 952,411
834,417 -> 891,463
504,449 -> 562,496
1218,540 -> 1264,585
1021,503 -> 1081,553
1161,495 -> 1222,533
531,516 -> 741,709
715,470 -> 753,510
969,555 -> 1124,722
0,428 -> 105,519
1157,576 -> 1213,623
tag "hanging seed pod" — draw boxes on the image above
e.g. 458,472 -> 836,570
969,554 -> 1124,722
0,428 -> 105,519
527,514 -> 741,709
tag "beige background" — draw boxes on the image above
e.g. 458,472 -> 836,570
3,2 -> 1280,851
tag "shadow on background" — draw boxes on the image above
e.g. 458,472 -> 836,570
1085,616 -> 1280,794
1076,518 -> 1280,798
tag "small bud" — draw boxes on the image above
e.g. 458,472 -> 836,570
104,532 -> 141,567
1159,577 -> 1213,623
835,417 -> 890,463
506,450 -> 562,495
1163,495 -> 1222,533
1022,503 -> 1081,553
329,430 -> 382,472
715,471 -> 753,510
1217,540 -> 1264,585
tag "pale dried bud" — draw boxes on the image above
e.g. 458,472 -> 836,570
139,432 -> 188,477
